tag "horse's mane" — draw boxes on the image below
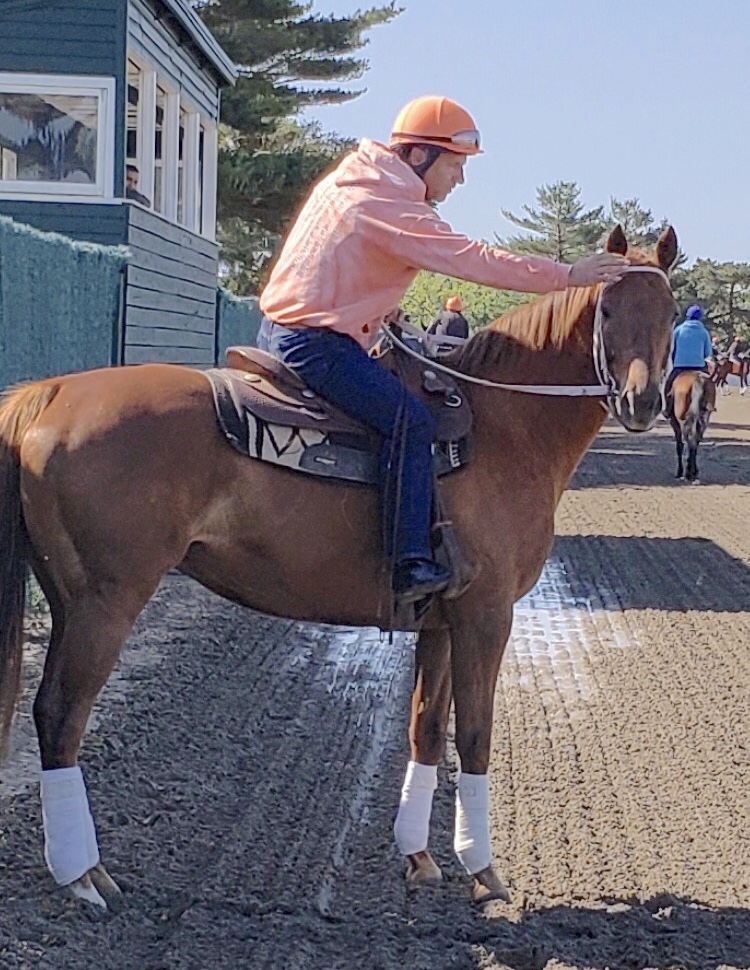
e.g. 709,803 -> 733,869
455,249 -> 659,375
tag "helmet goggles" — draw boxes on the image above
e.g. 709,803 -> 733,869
392,128 -> 481,154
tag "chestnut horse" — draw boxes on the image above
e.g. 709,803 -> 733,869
712,355 -> 748,395
0,226 -> 678,908
666,370 -> 717,482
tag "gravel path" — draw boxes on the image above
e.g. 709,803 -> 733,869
1,395 -> 748,970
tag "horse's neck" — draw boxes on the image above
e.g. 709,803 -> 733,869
467,299 -> 607,497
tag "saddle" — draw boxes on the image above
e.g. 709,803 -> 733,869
206,339 -> 473,486
205,334 -> 477,614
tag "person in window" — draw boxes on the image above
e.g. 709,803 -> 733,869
427,294 -> 470,340
257,95 -> 627,605
125,164 -> 151,207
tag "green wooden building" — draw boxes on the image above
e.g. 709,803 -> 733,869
0,0 -> 237,366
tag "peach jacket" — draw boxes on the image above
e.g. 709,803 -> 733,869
259,138 -> 571,350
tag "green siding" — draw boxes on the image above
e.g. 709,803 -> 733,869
123,205 -> 219,366
0,201 -> 127,247
0,0 -> 227,368
0,0 -> 128,208
129,0 -> 220,120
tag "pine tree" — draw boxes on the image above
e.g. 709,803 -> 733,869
673,260 -> 750,342
606,198 -> 662,248
196,0 -> 401,292
497,181 -> 605,262
600,197 -> 686,269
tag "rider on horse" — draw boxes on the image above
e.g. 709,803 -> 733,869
257,95 -> 627,605
728,333 -> 747,365
427,294 -> 470,340
664,304 -> 713,412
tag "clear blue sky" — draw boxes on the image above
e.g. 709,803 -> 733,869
304,0 -> 748,265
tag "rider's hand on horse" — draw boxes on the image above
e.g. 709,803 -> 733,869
568,253 -> 629,287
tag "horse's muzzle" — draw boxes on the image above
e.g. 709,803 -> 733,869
610,383 -> 662,432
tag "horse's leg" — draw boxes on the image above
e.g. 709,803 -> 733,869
685,438 -> 699,482
394,627 -> 452,887
670,416 -> 684,478
449,608 -> 513,905
33,594 -> 147,908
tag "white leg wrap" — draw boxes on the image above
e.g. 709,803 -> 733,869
40,767 -> 100,886
454,772 -> 492,874
393,761 -> 437,856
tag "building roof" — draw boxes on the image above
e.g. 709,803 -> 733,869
158,0 -> 237,86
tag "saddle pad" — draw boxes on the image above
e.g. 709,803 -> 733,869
205,368 -> 472,485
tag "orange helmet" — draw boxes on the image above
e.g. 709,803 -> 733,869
389,96 -> 482,155
445,295 -> 463,311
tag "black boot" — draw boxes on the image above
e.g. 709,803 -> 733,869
393,557 -> 451,604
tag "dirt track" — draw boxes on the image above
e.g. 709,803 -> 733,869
1,393 -> 749,970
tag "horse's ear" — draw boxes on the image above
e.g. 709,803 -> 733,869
606,224 -> 628,255
656,226 -> 678,273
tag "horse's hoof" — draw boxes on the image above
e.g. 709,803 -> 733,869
68,863 -> 122,910
68,874 -> 107,909
90,862 -> 122,898
471,865 -> 511,905
405,850 -> 442,886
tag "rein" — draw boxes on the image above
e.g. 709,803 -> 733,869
384,265 -> 671,398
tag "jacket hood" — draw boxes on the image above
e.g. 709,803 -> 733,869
334,138 -> 427,201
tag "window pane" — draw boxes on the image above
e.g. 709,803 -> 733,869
153,85 -> 166,213
126,60 -> 140,163
198,125 -> 205,234
0,92 -> 98,184
177,105 -> 187,224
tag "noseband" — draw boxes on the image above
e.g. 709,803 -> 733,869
384,264 -> 673,398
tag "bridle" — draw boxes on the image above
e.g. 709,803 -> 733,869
383,265 -> 673,399
592,265 -> 672,397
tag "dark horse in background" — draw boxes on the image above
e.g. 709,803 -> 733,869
0,227 -> 678,909
666,370 -> 717,482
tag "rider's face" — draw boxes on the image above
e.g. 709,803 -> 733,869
422,151 -> 467,203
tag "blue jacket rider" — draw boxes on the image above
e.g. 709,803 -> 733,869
665,304 -> 712,399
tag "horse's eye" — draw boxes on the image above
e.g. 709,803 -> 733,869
601,306 -> 611,320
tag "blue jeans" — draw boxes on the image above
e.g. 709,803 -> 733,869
260,320 -> 436,562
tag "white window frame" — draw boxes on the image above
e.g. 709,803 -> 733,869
0,72 -> 115,200
201,121 -> 217,241
125,49 -> 219,239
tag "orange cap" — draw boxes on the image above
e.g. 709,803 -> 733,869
445,295 -> 463,311
389,96 -> 482,155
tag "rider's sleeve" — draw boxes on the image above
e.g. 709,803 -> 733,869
359,204 -> 571,294
668,325 -> 678,368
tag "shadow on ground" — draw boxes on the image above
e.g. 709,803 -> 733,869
551,535 -> 750,612
475,896 -> 750,970
570,425 -> 750,489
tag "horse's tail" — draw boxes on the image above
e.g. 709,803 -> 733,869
0,380 -> 60,757
685,372 -> 716,441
